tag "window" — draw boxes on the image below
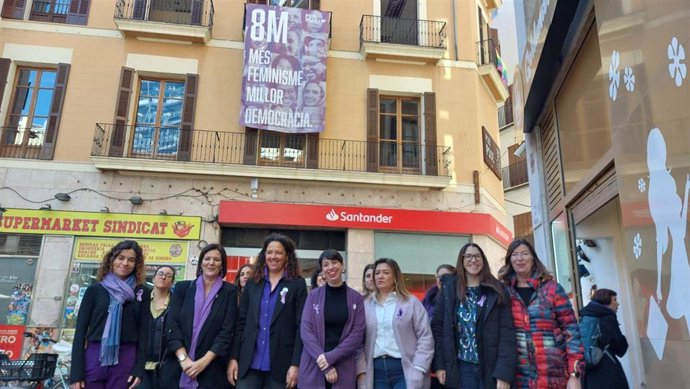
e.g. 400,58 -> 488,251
1,68 -> 56,159
131,79 -> 185,158
379,96 -> 420,172
259,130 -> 306,166
28,0 -> 90,25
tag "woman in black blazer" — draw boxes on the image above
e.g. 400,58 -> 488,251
431,243 -> 516,389
228,233 -> 307,389
162,243 -> 238,389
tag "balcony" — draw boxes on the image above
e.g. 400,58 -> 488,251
0,127 -> 44,160
90,123 -> 451,188
113,0 -> 214,44
359,15 -> 446,64
502,159 -> 528,189
476,39 -> 509,102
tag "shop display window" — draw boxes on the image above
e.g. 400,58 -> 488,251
0,234 -> 41,326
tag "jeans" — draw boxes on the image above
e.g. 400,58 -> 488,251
236,369 -> 285,389
373,356 -> 406,389
458,360 -> 484,389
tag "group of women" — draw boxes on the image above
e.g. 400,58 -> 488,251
70,235 -> 588,389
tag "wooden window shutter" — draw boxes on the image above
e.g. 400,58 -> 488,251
191,0 -> 203,25
1,0 -> 25,19
132,0 -> 146,19
540,109 -> 564,219
109,67 -> 134,157
310,0 -> 320,10
423,92 -> 438,176
66,0 -> 89,25
366,88 -> 379,172
306,132 -> 319,168
178,73 -> 198,161
39,63 -> 70,160
243,127 -> 258,165
0,58 -> 10,114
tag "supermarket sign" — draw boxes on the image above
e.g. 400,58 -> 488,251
73,238 -> 188,263
0,209 -> 200,240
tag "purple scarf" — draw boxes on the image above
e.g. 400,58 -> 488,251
100,273 -> 135,366
180,276 -> 223,389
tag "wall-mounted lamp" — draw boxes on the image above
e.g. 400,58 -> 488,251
129,196 -> 144,205
100,206 -> 110,213
40,204 -> 52,211
54,193 -> 71,201
0,205 -> 6,216
159,209 -> 167,215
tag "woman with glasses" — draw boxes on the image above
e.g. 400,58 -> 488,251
141,266 -> 175,389
70,240 -> 149,389
498,239 -> 584,389
162,243 -> 238,389
431,243 -> 516,389
360,257 -> 434,389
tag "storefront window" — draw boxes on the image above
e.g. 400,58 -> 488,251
551,213 -> 574,298
374,232 -> 469,299
0,234 -> 41,326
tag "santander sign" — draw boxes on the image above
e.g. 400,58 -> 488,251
325,208 -> 393,224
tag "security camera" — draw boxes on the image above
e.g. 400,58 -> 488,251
513,142 -> 526,158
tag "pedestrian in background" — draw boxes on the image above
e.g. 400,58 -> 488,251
432,243 -> 515,389
299,249 -> 365,388
235,263 -> 252,305
70,240 -> 149,389
163,243 -> 238,389
361,263 -> 375,299
141,265 -> 175,389
498,238 -> 584,389
360,257 -> 434,389
228,233 -> 307,389
422,264 -> 455,389
580,288 -> 629,389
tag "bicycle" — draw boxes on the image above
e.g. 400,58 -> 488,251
17,333 -> 71,389
0,344 -> 56,388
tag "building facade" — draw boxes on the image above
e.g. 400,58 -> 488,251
515,0 -> 690,386
0,0 -> 511,350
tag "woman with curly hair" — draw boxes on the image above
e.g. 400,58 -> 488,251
70,240 -> 149,389
228,233 -> 307,389
498,239 -> 584,389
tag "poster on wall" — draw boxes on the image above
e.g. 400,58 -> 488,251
0,325 -> 24,359
240,3 -> 331,133
21,327 -> 57,359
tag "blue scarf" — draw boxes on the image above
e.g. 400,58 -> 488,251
180,276 -> 223,389
100,273 -> 136,366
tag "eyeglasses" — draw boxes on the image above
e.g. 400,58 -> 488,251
510,251 -> 532,259
462,254 -> 482,262
155,272 -> 174,280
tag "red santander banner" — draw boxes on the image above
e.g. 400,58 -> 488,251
219,201 -> 513,247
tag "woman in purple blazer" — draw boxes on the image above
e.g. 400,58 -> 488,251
299,249 -> 366,389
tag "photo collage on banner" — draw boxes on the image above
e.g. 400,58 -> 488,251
241,4 -> 331,133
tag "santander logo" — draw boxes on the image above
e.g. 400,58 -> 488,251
324,208 -> 393,224
326,209 -> 339,221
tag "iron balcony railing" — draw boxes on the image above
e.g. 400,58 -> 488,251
502,159 -> 528,189
92,123 -> 450,177
360,15 -> 446,48
114,0 -> 214,27
0,127 -> 44,159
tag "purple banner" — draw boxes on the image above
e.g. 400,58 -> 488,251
241,4 -> 331,133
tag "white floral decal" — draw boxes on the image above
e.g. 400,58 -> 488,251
633,233 -> 643,259
624,67 -> 635,92
668,37 -> 687,87
638,178 -> 646,193
609,50 -> 621,101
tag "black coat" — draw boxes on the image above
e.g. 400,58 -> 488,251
431,275 -> 516,389
230,276 -> 307,384
160,280 -> 238,389
580,301 -> 629,389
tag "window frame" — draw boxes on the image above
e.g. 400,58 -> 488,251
129,77 -> 185,159
1,66 -> 58,159
257,129 -> 307,167
378,95 -> 421,174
